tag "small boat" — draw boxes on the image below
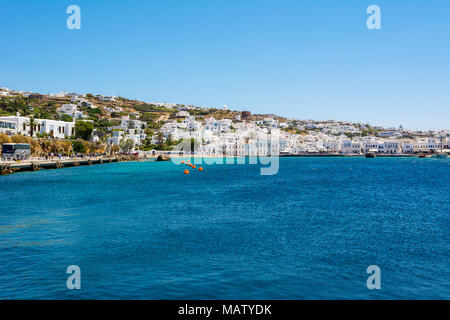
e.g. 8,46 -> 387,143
365,149 -> 378,158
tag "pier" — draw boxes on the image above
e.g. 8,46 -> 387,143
1,157 -> 119,175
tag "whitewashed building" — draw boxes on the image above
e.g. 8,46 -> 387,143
98,95 -> 116,102
341,140 -> 362,154
0,113 -> 75,138
120,116 -> 145,130
59,104 -> 86,119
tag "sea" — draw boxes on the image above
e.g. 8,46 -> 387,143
0,157 -> 449,299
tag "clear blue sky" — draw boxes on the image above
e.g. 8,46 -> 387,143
0,0 -> 449,130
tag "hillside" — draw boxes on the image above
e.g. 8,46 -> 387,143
0,93 -> 277,133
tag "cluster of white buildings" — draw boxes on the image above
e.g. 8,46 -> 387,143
106,115 -> 147,147
152,114 -> 450,155
152,102 -> 178,108
0,87 -> 116,105
296,135 -> 449,155
0,87 -> 38,98
281,131 -> 449,155
0,87 -> 12,96
157,116 -> 288,156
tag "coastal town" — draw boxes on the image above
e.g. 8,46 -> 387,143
0,85 -> 449,161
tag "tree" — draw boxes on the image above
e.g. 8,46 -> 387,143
0,96 -> 27,115
60,114 -> 74,122
72,140 -> 86,154
25,117 -> 38,137
119,138 -> 134,153
75,121 -> 94,140
166,134 -> 174,146
156,132 -> 164,145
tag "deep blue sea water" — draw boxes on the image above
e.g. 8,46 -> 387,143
0,157 -> 449,299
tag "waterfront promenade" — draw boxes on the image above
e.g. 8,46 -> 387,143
0,156 -> 120,175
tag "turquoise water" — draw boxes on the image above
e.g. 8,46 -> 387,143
0,158 -> 449,299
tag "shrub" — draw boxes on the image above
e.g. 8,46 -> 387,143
71,140 -> 86,153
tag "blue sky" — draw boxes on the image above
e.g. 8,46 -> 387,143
0,0 -> 449,130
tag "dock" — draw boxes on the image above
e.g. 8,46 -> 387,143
1,157 -> 119,175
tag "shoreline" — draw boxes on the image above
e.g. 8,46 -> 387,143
165,154 -> 418,158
